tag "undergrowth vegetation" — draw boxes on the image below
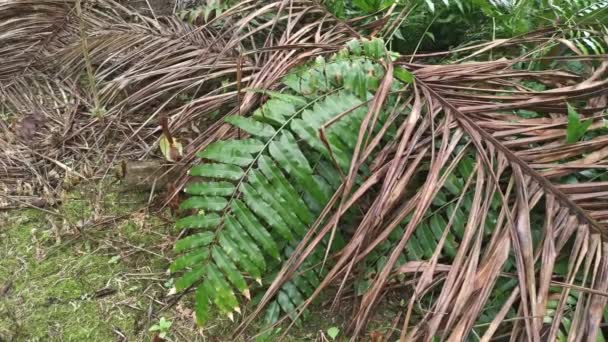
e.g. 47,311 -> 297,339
2,0 -> 608,341
170,1 -> 608,340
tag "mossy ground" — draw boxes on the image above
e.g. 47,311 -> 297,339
0,183 -> 346,342
0,181 -> 244,341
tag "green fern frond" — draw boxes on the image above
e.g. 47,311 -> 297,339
171,38 -> 395,324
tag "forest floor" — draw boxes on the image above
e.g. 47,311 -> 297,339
0,182 -> 339,342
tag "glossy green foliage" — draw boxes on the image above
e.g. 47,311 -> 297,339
566,104 -> 593,143
171,39 -> 393,325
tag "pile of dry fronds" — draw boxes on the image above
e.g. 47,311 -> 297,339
2,0 -> 608,340
211,37 -> 607,339
0,0 -> 358,207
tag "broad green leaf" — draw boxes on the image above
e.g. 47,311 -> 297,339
291,274 -> 314,297
154,317 -> 172,331
179,196 -> 228,211
248,171 -> 306,235
198,140 -> 262,166
218,233 -> 262,280
212,247 -> 249,298
195,286 -> 210,325
232,200 -> 281,260
206,264 -> 239,313
224,116 -> 276,138
326,0 -> 345,18
264,301 -> 280,324
406,237 -> 424,260
443,173 -> 462,195
224,216 -> 266,270
189,163 -> 244,180
175,266 -> 205,291
346,39 -> 362,55
276,290 -> 297,319
265,91 -> 307,107
432,190 -> 447,206
290,119 -> 327,154
185,181 -> 235,197
282,281 -> 305,306
316,159 -> 342,188
363,38 -> 385,59
283,72 -> 315,95
430,215 -> 457,258
447,203 -> 466,238
257,156 -> 313,224
327,327 -> 340,340
171,249 -> 209,272
244,88 -> 307,107
457,156 -> 475,177
352,0 -> 378,13
345,67 -> 367,98
199,149 -> 252,167
277,133 -> 313,173
175,213 -> 221,230
304,102 -> 331,127
200,139 -> 265,155
174,232 -> 214,252
394,67 -> 414,84
417,224 -> 437,258
284,246 -> 323,288
254,99 -> 297,125
203,266 -> 234,315
201,280 -> 223,313
269,137 -> 327,204
566,104 -> 592,143
241,183 -> 294,241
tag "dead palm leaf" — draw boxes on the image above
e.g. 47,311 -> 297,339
231,36 -> 608,341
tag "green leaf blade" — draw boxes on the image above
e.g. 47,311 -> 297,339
174,232 -> 215,252
189,163 -> 244,181
224,116 -> 276,138
566,104 -> 592,143
175,214 -> 221,230
185,181 -> 236,197
171,249 -> 210,272
179,196 -> 228,212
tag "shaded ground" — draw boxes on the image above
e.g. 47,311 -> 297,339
0,182 -> 345,342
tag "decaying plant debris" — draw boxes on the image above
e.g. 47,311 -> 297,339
2,0 -> 608,340
0,0 -> 357,207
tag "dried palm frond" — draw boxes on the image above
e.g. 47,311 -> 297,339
215,37 -> 608,340
0,0 -> 76,80
0,0 -> 363,202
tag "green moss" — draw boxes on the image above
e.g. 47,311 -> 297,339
0,183 -> 345,341
0,185 -> 175,342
